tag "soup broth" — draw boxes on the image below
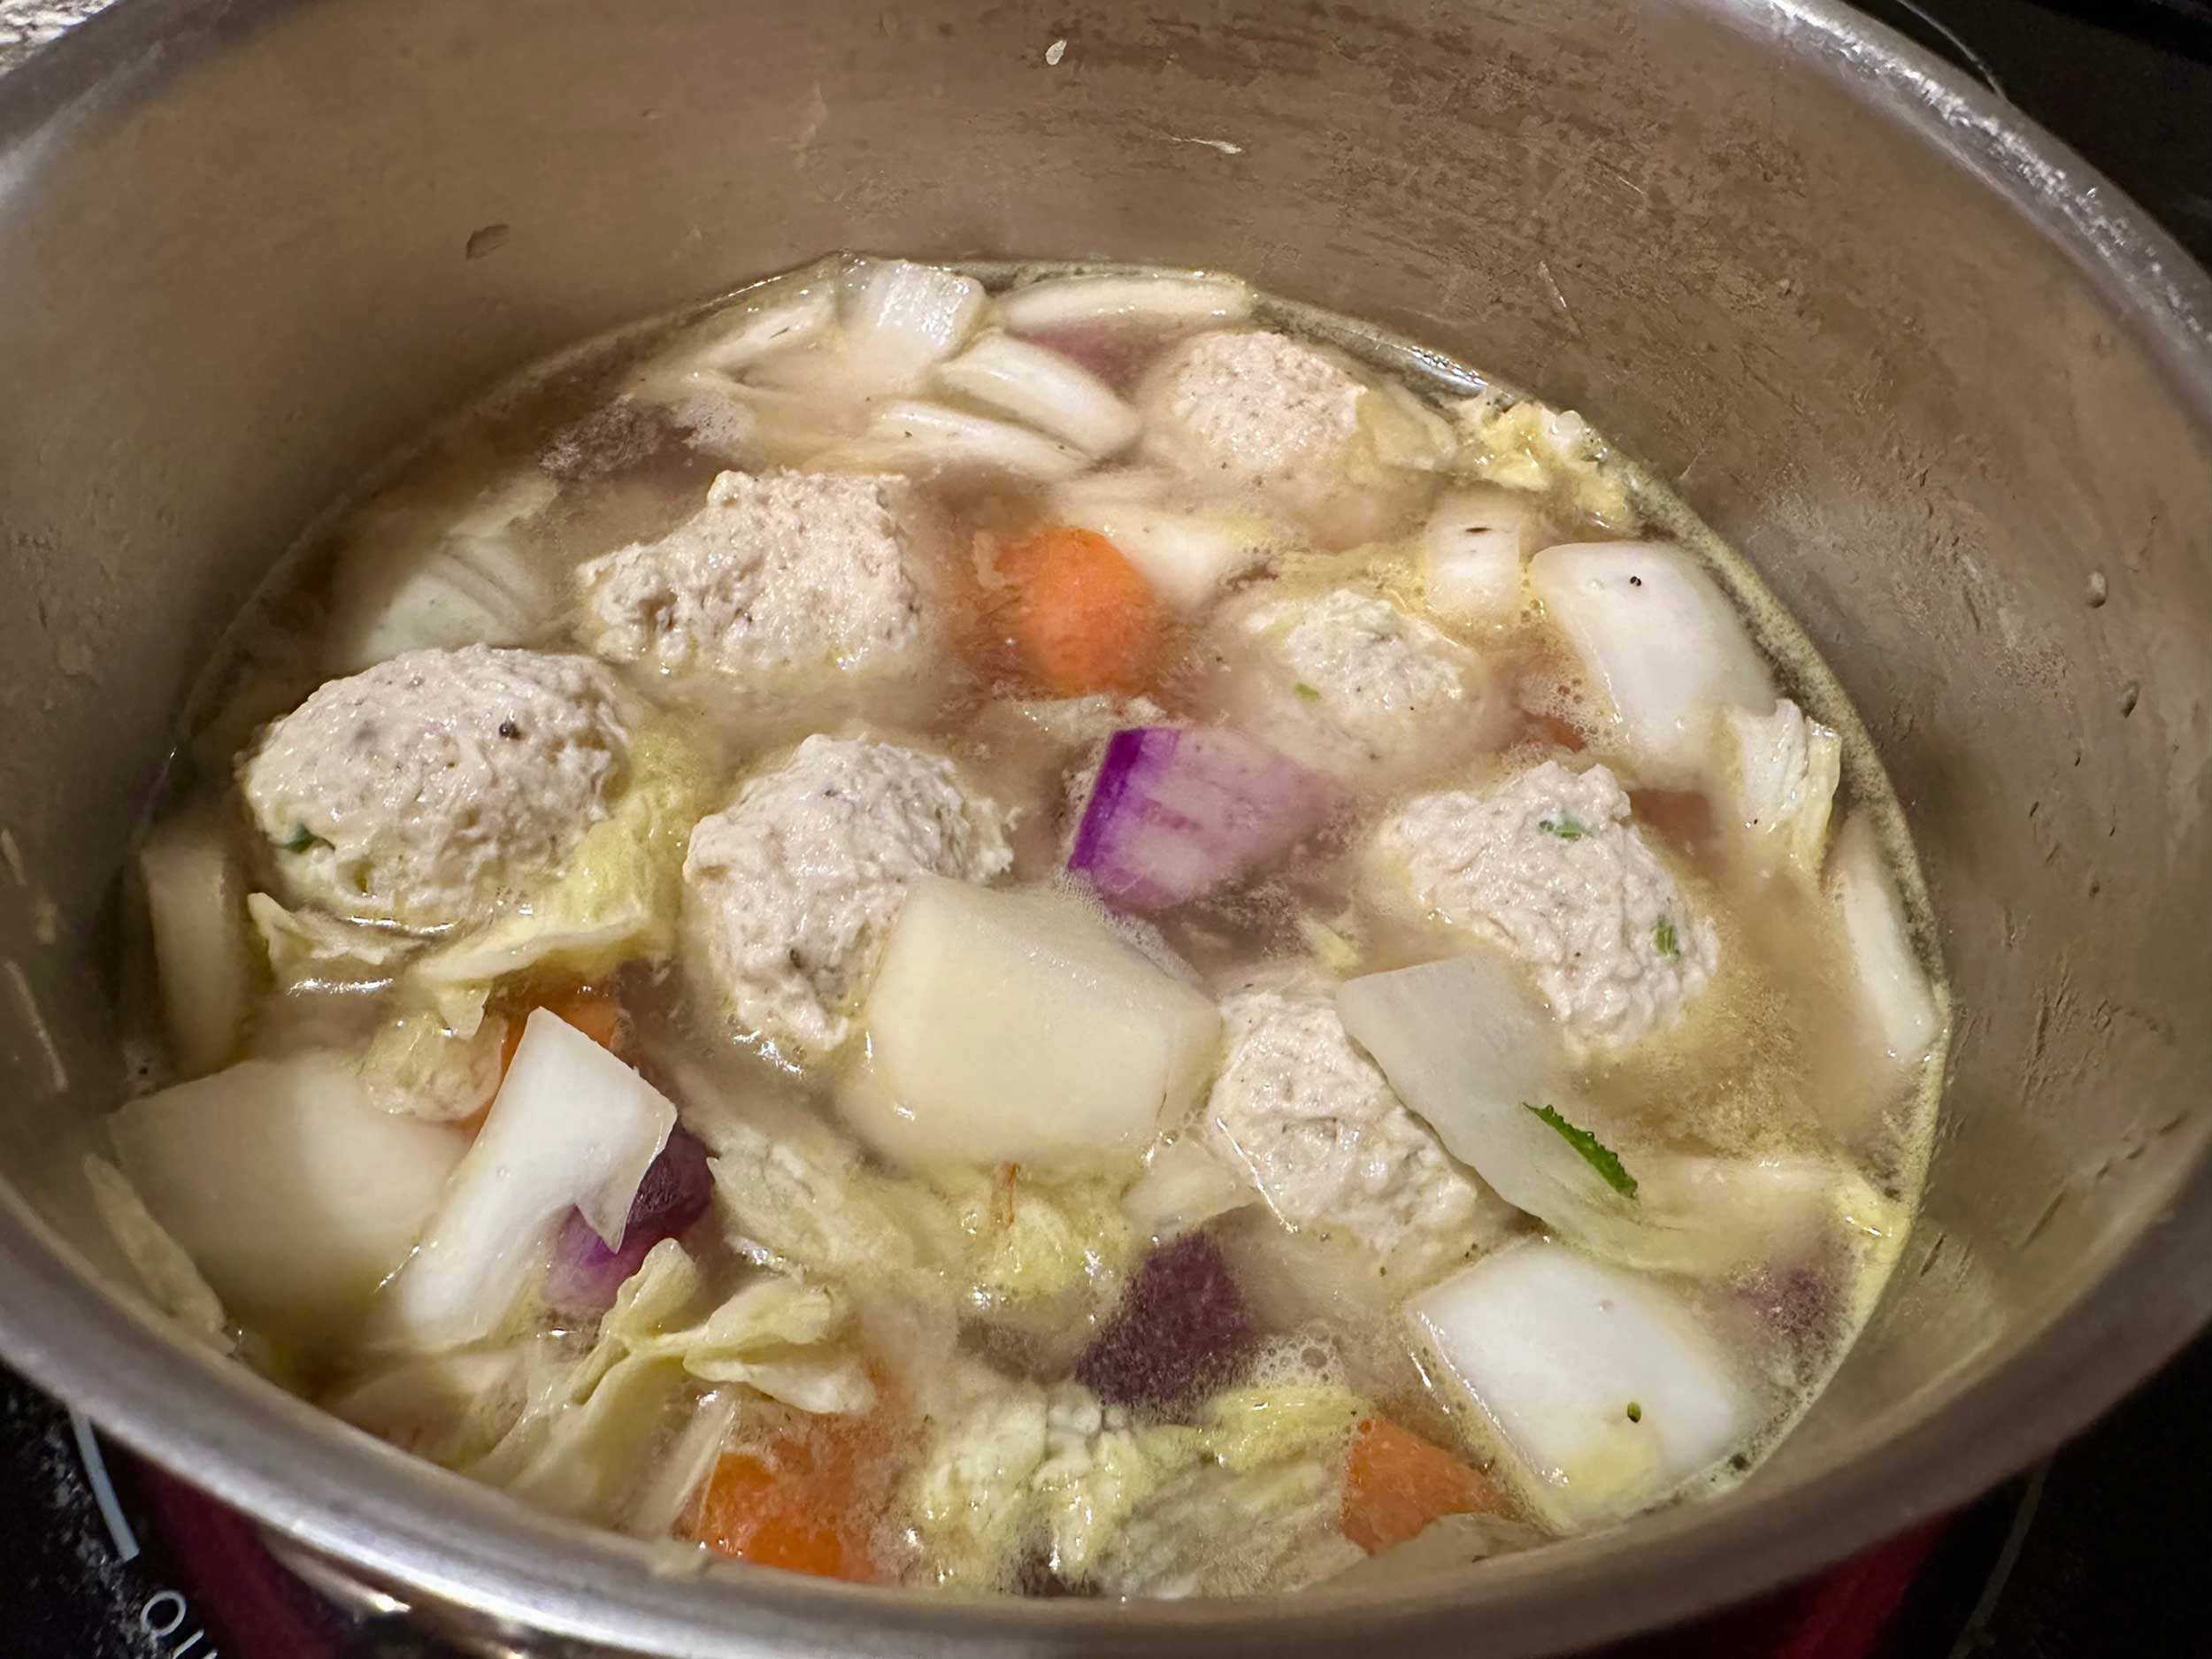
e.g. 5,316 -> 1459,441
104,257 -> 1945,1596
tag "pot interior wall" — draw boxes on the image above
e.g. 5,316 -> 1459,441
1,0 -> 2208,1648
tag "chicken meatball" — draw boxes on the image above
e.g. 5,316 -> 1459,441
1204,975 -> 1504,1275
1215,587 -> 1494,785
1376,759 -> 1717,1047
578,468 -> 933,682
1136,331 -> 1444,546
1142,330 -> 1366,488
682,734 -> 1011,1056
238,645 -> 628,931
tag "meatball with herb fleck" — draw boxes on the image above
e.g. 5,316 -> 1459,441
237,644 -> 628,931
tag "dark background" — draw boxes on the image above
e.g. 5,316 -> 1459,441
3,1 -> 2208,1655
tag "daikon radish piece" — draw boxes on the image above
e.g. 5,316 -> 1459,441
1528,541 -> 1773,782
840,259 -> 988,394
1409,1242 -> 1754,1529
1420,487 -> 1540,626
112,1055 -> 465,1336
841,879 -> 1219,1174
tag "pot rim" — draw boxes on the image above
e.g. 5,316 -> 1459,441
2,1 -> 2209,1654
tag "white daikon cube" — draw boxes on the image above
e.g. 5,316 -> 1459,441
1420,486 -> 1539,626
1408,1241 -> 1755,1529
1528,541 -> 1774,782
842,879 -> 1220,1174
112,1055 -> 466,1335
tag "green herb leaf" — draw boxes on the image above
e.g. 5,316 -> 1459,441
279,825 -> 334,856
1537,816 -> 1589,841
1524,1102 -> 1639,1199
1293,680 -> 1323,703
1654,917 -> 1680,962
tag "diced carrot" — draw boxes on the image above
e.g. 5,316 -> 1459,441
498,986 -> 626,1077
994,526 -> 1164,695
1340,1417 -> 1509,1554
694,1411 -> 891,1583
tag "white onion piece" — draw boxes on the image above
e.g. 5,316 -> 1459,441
687,283 -> 836,373
112,1055 -> 466,1335
1721,698 -> 1841,872
1420,486 -> 1539,627
1609,1156 -> 1898,1277
1122,1134 -> 1257,1240
1527,541 -> 1774,782
382,1010 -> 676,1350
1831,817 -> 1940,1073
138,799 -> 252,1079
995,272 -> 1253,333
1336,955 -> 1625,1235
935,331 -> 1141,456
1409,1242 -> 1755,1528
624,1389 -> 740,1538
325,497 -> 555,673
1049,485 -> 1271,610
1338,957 -> 1887,1276
841,878 -> 1220,1175
839,259 -> 987,394
827,399 -> 1090,481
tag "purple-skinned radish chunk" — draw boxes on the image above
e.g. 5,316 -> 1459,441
1075,1230 -> 1256,1417
1070,726 -> 1333,912
544,1125 -> 713,1317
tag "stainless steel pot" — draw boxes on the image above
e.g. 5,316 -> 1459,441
2,1 -> 2208,1653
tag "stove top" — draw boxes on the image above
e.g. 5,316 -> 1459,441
3,2 -> 2208,1655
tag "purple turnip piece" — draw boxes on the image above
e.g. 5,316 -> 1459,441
1075,1231 -> 1256,1417
544,1124 -> 712,1317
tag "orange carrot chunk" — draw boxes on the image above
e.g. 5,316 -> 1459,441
995,526 -> 1164,695
694,1416 -> 885,1582
1341,1417 -> 1509,1554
